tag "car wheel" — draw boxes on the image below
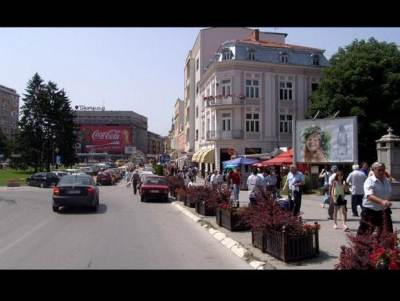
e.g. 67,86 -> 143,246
52,206 -> 59,213
141,195 -> 146,202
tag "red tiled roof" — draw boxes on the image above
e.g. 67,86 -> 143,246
237,37 -> 324,52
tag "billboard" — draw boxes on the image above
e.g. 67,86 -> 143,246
294,117 -> 358,163
77,125 -> 133,154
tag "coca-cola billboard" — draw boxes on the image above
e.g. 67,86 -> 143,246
77,125 -> 133,154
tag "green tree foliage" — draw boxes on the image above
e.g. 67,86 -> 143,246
19,73 -> 77,171
0,128 -> 8,158
308,38 -> 400,162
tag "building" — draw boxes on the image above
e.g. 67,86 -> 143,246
73,110 -> 148,161
184,28 -> 261,161
0,84 -> 19,138
191,29 -> 329,172
170,98 -> 188,166
147,131 -> 165,158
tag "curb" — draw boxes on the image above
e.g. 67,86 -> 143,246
171,201 -> 273,270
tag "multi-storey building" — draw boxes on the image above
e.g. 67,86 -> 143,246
192,29 -> 329,172
147,131 -> 165,156
184,28 -> 261,159
0,84 -> 19,138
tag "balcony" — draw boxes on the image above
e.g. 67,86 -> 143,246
204,96 -> 244,108
206,130 -> 244,140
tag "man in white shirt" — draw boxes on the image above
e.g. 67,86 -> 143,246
357,162 -> 393,235
210,170 -> 219,190
346,164 -> 368,217
247,168 -> 264,205
286,165 -> 305,215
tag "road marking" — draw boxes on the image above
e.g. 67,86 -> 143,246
0,216 -> 54,256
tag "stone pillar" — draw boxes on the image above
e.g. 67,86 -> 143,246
376,127 -> 400,201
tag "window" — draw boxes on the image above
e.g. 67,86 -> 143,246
279,80 -> 293,101
248,49 -> 255,61
195,106 -> 199,118
196,129 -> 199,141
196,82 -> 199,95
245,79 -> 259,98
221,79 -> 231,96
311,83 -> 319,92
312,54 -> 320,66
279,114 -> 292,133
196,58 -> 199,70
222,113 -> 231,131
222,48 -> 233,60
280,53 -> 288,63
246,113 -> 259,133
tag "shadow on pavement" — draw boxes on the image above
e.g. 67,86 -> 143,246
286,250 -> 339,267
58,204 -> 108,215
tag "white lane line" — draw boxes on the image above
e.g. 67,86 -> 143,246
0,216 -> 54,256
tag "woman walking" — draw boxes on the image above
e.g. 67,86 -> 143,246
331,171 -> 349,231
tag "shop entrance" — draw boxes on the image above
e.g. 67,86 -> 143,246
220,149 -> 231,171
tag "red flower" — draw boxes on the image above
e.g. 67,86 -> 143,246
389,260 -> 399,270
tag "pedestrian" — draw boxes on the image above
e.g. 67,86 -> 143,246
327,165 -> 338,220
286,165 -> 305,216
247,168 -> 264,206
230,167 -> 241,207
319,165 -> 332,208
331,171 -> 349,231
264,169 -> 278,199
346,164 -> 367,217
130,169 -> 140,195
210,170 -> 219,190
360,162 -> 369,177
357,162 -> 393,236
217,170 -> 224,189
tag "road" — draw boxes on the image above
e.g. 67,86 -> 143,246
0,184 -> 250,269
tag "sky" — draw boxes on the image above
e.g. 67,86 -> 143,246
1,27 -> 400,136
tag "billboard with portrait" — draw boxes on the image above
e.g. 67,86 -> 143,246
294,117 -> 357,163
77,125 -> 133,154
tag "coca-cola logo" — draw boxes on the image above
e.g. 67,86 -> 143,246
92,129 -> 121,141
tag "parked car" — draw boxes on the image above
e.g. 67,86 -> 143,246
139,176 -> 169,202
53,171 -> 68,178
52,174 -> 99,212
96,171 -> 114,185
27,172 -> 60,188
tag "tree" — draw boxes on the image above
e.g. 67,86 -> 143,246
308,38 -> 400,163
0,128 -> 8,159
19,73 -> 78,171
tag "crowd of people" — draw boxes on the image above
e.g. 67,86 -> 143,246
318,161 -> 394,235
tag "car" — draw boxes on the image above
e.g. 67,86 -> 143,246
96,171 -> 114,185
52,174 -> 99,212
53,171 -> 69,178
139,176 -> 169,202
27,172 -> 60,188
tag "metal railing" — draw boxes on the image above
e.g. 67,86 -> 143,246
204,96 -> 244,107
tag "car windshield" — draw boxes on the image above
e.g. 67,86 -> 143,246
59,175 -> 92,186
144,177 -> 168,186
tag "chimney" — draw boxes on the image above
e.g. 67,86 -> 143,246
252,29 -> 259,41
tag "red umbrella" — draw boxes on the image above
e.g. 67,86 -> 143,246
254,149 -> 293,167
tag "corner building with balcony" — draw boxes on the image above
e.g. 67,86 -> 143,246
192,29 -> 329,172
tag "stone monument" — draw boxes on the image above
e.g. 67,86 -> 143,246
376,127 -> 400,201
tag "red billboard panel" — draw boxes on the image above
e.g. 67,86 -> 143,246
77,125 -> 133,154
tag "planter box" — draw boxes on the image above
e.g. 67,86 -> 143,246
184,197 -> 196,208
195,201 -> 216,216
216,207 -> 250,231
252,225 -> 319,262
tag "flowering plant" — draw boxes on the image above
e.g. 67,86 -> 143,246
302,223 -> 321,234
370,246 -> 399,270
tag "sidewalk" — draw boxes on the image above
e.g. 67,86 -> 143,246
183,178 -> 400,269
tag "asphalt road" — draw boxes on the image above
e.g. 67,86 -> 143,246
0,183 -> 250,269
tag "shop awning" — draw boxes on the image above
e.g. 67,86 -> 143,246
254,149 -> 293,167
199,148 -> 215,164
192,149 -> 206,162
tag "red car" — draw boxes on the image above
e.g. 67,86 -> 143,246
140,176 -> 169,202
96,171 -> 114,185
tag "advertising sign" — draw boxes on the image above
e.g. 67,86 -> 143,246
77,125 -> 133,154
294,117 -> 358,163
124,146 -> 136,154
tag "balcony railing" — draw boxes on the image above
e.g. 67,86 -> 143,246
204,96 -> 244,108
206,130 -> 244,140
